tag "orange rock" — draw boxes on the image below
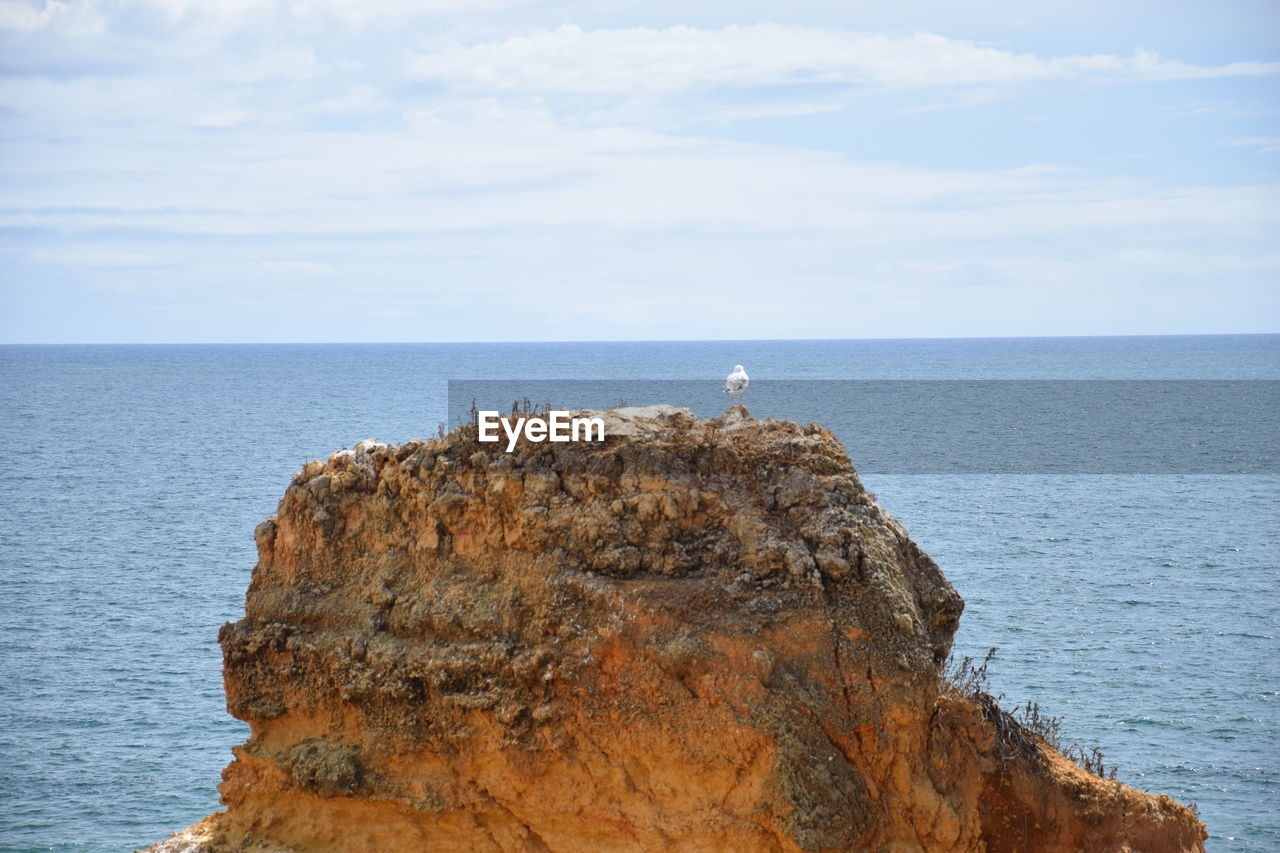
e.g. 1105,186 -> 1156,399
144,406 -> 1205,852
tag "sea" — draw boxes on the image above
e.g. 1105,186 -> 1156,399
0,335 -> 1276,852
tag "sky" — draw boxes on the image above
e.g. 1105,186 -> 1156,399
0,0 -> 1277,343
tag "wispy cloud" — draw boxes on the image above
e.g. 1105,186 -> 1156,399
1160,100 -> 1279,119
0,0 -> 104,34
0,0 -> 528,35
406,25 -> 1280,94
1223,136 -> 1280,154
1,2 -> 1277,341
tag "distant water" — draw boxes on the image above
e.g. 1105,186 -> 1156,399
0,335 -> 1276,852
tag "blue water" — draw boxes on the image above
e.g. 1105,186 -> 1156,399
0,335 -> 1276,852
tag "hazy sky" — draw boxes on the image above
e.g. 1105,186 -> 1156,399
1,0 -> 1277,342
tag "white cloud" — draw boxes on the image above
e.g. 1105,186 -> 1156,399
895,88 -> 1006,114
1160,100 -> 1278,119
257,259 -> 337,276
227,46 -> 321,83
1,3 -> 1276,341
0,0 -> 102,33
406,25 -> 1280,94
307,84 -> 383,117
695,100 -> 848,122
3,104 -> 1274,248
1223,137 -> 1280,154
193,108 -> 250,127
0,0 -> 531,34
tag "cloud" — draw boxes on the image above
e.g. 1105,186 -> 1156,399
1223,137 -> 1280,154
695,100 -> 848,123
2,103 -> 1274,247
1160,100 -> 1278,119
257,259 -> 337,276
226,46 -> 320,83
895,87 -> 1006,114
0,0 -> 531,34
0,0 -> 103,33
1,4 -> 1277,341
406,25 -> 1280,94
1056,47 -> 1280,81
307,84 -> 383,117
193,107 -> 250,127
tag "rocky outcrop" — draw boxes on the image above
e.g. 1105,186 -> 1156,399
146,406 -> 1205,852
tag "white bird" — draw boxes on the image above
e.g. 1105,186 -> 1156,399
723,364 -> 749,400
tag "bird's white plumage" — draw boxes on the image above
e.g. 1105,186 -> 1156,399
724,364 -> 749,398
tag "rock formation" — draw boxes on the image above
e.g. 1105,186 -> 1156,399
146,406 -> 1205,852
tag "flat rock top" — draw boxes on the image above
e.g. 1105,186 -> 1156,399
576,404 -> 693,438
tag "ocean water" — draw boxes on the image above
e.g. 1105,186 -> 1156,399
0,335 -> 1276,852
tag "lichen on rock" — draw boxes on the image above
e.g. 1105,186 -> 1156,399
144,405 -> 1206,852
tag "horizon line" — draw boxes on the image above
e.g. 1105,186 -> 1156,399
2,331 -> 1278,347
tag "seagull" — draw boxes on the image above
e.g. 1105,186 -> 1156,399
724,364 -> 749,400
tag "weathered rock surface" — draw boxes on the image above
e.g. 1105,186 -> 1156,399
146,406 -> 1205,852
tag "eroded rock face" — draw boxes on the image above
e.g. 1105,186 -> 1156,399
148,406 -> 1205,852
